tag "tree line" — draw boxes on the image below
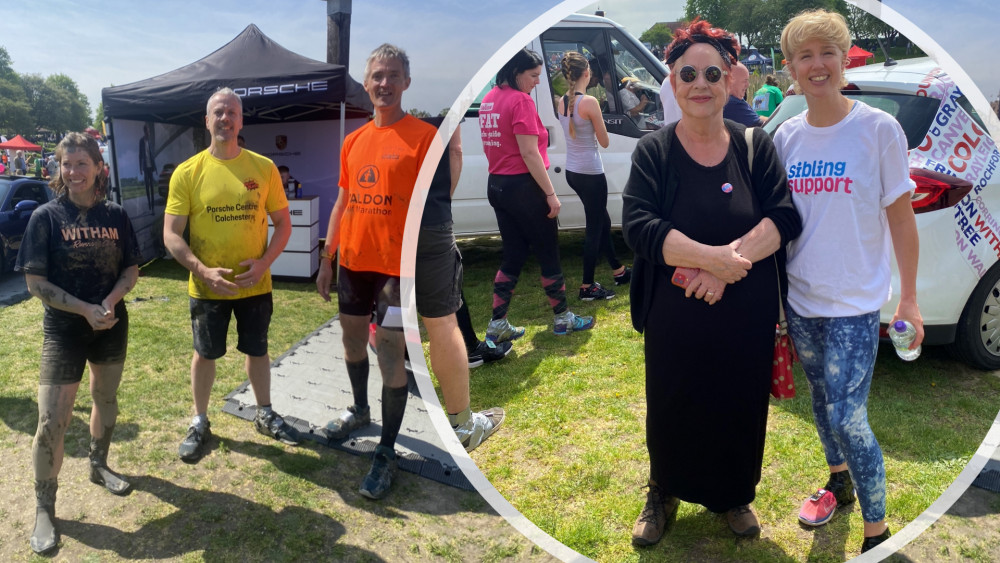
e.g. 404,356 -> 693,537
641,0 -> 908,59
0,46 -> 91,140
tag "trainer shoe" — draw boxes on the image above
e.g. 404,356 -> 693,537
613,266 -> 632,286
798,470 -> 855,526
485,318 -> 525,344
324,405 -> 371,441
468,340 -> 513,368
579,282 -> 616,301
632,482 -> 680,547
553,310 -> 595,335
861,527 -> 891,553
254,410 -> 300,445
359,444 -> 397,500
726,504 -> 761,537
455,408 -> 505,452
178,421 -> 211,461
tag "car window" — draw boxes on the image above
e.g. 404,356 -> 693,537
763,92 -> 940,150
954,94 -> 989,133
0,181 -> 10,207
14,183 -> 49,206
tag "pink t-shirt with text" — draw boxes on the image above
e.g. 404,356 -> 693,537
479,85 -> 549,175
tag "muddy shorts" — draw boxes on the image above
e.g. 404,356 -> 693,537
415,222 -> 463,319
40,301 -> 129,385
190,293 -> 272,360
337,266 -> 402,330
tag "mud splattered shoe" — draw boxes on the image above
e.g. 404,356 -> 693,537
178,420 -> 211,462
254,409 -> 300,445
359,445 -> 398,500
485,318 -> 525,343
30,478 -> 58,555
324,405 -> 371,441
89,435 -> 131,495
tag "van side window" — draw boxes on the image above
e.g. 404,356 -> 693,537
609,34 -> 664,131
541,27 -> 666,139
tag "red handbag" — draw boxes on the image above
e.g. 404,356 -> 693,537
772,257 -> 796,400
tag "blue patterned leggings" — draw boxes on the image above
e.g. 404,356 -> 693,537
786,306 -> 886,523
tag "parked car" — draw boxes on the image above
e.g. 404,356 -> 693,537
0,175 -> 53,272
762,57 -> 1000,369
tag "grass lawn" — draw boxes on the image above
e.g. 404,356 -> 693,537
0,260 -> 545,562
439,231 -> 1000,562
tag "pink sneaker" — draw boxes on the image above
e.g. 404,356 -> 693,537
798,489 -> 837,526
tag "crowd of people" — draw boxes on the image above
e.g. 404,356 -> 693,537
13,8 -> 923,558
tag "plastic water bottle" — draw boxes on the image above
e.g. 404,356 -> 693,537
889,320 -> 921,361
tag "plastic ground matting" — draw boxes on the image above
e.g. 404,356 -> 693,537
972,456 -> 1000,494
223,317 -> 472,491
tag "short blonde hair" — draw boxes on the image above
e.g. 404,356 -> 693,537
780,9 -> 851,93
781,9 -> 851,60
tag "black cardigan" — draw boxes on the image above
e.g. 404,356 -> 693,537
621,119 -> 802,333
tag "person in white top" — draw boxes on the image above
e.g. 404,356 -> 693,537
773,9 -> 922,555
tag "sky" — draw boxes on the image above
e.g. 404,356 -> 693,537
1,0 -> 996,125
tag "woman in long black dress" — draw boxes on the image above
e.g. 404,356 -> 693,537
622,19 -> 801,545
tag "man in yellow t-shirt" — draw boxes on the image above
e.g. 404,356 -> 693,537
164,87 -> 296,462
316,44 -> 436,500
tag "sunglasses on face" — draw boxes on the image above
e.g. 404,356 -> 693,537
677,65 -> 726,84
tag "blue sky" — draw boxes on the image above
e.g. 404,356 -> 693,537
1,1 -> 995,122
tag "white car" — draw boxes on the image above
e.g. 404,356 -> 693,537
763,57 -> 1000,369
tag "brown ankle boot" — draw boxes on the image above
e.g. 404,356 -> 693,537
631,482 -> 680,547
30,478 -> 58,554
89,429 -> 131,495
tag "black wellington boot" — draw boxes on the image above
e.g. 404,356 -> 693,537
89,428 -> 131,495
30,478 -> 58,554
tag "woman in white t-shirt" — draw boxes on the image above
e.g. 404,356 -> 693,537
773,9 -> 923,555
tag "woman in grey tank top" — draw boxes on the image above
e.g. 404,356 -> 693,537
557,51 -> 630,301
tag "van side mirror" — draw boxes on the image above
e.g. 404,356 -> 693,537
15,199 -> 40,215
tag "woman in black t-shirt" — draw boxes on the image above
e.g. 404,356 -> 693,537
15,132 -> 141,554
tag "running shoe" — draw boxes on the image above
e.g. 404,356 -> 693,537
254,409 -> 300,445
454,407 -> 505,452
579,282 -> 616,301
485,318 -> 525,343
468,340 -> 513,368
553,310 -> 595,335
178,421 -> 211,461
613,266 -> 633,286
798,488 -> 838,526
324,405 -> 371,441
359,445 -> 397,500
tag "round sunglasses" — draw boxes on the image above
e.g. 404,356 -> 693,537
677,65 -> 727,84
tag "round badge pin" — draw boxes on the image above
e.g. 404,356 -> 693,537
721,182 -> 733,194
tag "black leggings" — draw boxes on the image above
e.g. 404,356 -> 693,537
487,173 -> 567,318
566,170 -> 621,285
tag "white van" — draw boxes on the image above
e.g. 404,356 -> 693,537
452,13 -> 668,236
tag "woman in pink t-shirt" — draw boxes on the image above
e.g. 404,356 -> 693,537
480,48 -> 594,341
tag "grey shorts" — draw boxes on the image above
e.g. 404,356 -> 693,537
415,223 -> 463,318
40,301 -> 129,385
190,293 -> 272,359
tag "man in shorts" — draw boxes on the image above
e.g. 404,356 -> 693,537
418,121 -> 507,452
164,87 -> 298,462
316,44 -> 437,499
